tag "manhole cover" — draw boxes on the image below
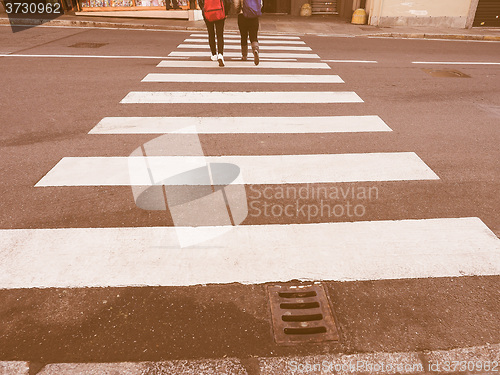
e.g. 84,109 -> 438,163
422,69 -> 471,78
268,283 -> 339,345
69,42 -> 108,48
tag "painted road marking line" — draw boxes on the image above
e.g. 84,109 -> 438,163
0,54 -> 172,60
322,59 -> 378,63
242,58 -> 298,62
35,153 -> 438,186
1,218 -> 498,288
120,91 -> 363,104
160,56 -> 189,59
142,73 -> 344,83
183,38 -> 307,44
176,43 -> 312,51
169,51 -> 321,59
412,61 -> 500,65
189,33 -> 301,40
157,60 -> 330,69
89,116 -> 392,134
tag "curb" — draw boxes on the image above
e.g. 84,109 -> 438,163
364,32 -> 500,41
2,17 -> 500,40
0,17 -> 205,32
2,343 -> 500,375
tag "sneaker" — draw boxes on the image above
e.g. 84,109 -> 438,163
253,49 -> 259,65
217,53 -> 225,67
251,42 -> 260,66
210,54 -> 217,61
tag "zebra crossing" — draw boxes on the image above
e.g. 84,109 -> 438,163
2,31 -> 500,289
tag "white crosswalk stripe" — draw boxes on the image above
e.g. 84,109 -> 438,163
141,73 -> 344,83
89,116 -> 392,134
189,33 -> 301,40
183,38 -> 307,44
177,43 -> 313,51
156,60 -> 331,68
1,218 -> 499,288
120,91 -> 363,103
36,153 -> 439,186
169,51 -> 321,59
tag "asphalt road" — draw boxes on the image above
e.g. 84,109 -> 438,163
0,25 -> 499,367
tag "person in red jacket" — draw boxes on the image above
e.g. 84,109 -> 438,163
198,0 -> 231,66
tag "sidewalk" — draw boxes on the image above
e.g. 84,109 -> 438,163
1,11 -> 500,40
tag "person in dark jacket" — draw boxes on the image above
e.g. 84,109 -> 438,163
233,0 -> 262,65
198,0 -> 231,66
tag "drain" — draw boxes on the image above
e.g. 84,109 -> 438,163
268,283 -> 339,345
422,69 -> 471,78
69,42 -> 108,48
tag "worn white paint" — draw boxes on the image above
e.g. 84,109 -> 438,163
322,59 -> 378,63
189,33 -> 301,40
183,38 -> 306,44
0,54 -> 175,59
168,51 -> 321,59
120,91 -> 363,104
177,44 -> 312,51
141,73 -> 343,83
1,218 -> 499,288
157,60 -> 331,69
35,153 -> 438,186
408,9 -> 428,15
89,116 -> 392,134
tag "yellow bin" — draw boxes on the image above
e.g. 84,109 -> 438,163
351,8 -> 367,24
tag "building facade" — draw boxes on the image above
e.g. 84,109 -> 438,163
75,0 -> 354,16
71,0 -> 500,28
79,0 -> 190,11
361,0 -> 499,28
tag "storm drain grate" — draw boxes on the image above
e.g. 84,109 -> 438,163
422,69 -> 471,78
69,42 -> 108,49
268,283 -> 339,345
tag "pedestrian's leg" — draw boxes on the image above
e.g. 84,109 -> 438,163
249,16 -> 259,44
204,19 -> 217,59
250,17 -> 260,65
215,19 -> 225,66
215,19 -> 225,55
238,14 -> 249,60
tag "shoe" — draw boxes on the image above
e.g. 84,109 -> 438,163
211,54 -> 217,61
217,53 -> 225,67
253,49 -> 259,65
241,44 -> 248,61
251,41 -> 259,65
